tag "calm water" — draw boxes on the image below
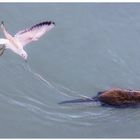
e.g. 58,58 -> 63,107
0,3 -> 140,138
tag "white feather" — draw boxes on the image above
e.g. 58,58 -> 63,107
0,21 -> 55,60
0,38 -> 9,44
14,21 -> 55,47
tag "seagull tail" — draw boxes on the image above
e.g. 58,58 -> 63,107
0,45 -> 6,56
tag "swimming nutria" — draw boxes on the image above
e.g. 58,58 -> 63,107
59,88 -> 140,108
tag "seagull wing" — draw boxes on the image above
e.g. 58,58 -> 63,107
14,21 -> 55,47
0,39 -> 9,45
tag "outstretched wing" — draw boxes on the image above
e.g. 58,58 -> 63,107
14,21 -> 55,47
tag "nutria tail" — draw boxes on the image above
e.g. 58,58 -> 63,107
59,96 -> 98,105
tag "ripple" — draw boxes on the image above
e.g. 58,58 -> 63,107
1,63 -> 139,127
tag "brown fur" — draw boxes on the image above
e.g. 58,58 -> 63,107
98,88 -> 140,106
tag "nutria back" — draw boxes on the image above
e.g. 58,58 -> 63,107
98,88 -> 140,107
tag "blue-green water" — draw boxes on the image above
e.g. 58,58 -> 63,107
0,3 -> 140,138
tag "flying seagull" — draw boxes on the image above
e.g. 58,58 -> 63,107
0,21 -> 55,61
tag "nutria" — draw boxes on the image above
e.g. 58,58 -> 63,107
59,88 -> 140,108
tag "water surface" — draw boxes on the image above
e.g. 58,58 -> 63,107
0,3 -> 140,138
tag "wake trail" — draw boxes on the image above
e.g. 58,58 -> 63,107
22,63 -> 84,98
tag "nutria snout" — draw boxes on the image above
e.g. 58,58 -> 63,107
59,88 -> 140,108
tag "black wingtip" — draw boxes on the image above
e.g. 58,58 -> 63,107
1,21 -> 4,25
45,21 -> 55,26
30,21 -> 55,31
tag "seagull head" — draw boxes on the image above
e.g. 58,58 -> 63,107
20,50 -> 28,61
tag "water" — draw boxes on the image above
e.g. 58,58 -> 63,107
0,3 -> 140,138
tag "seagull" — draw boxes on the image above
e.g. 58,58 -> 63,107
0,21 -> 55,61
